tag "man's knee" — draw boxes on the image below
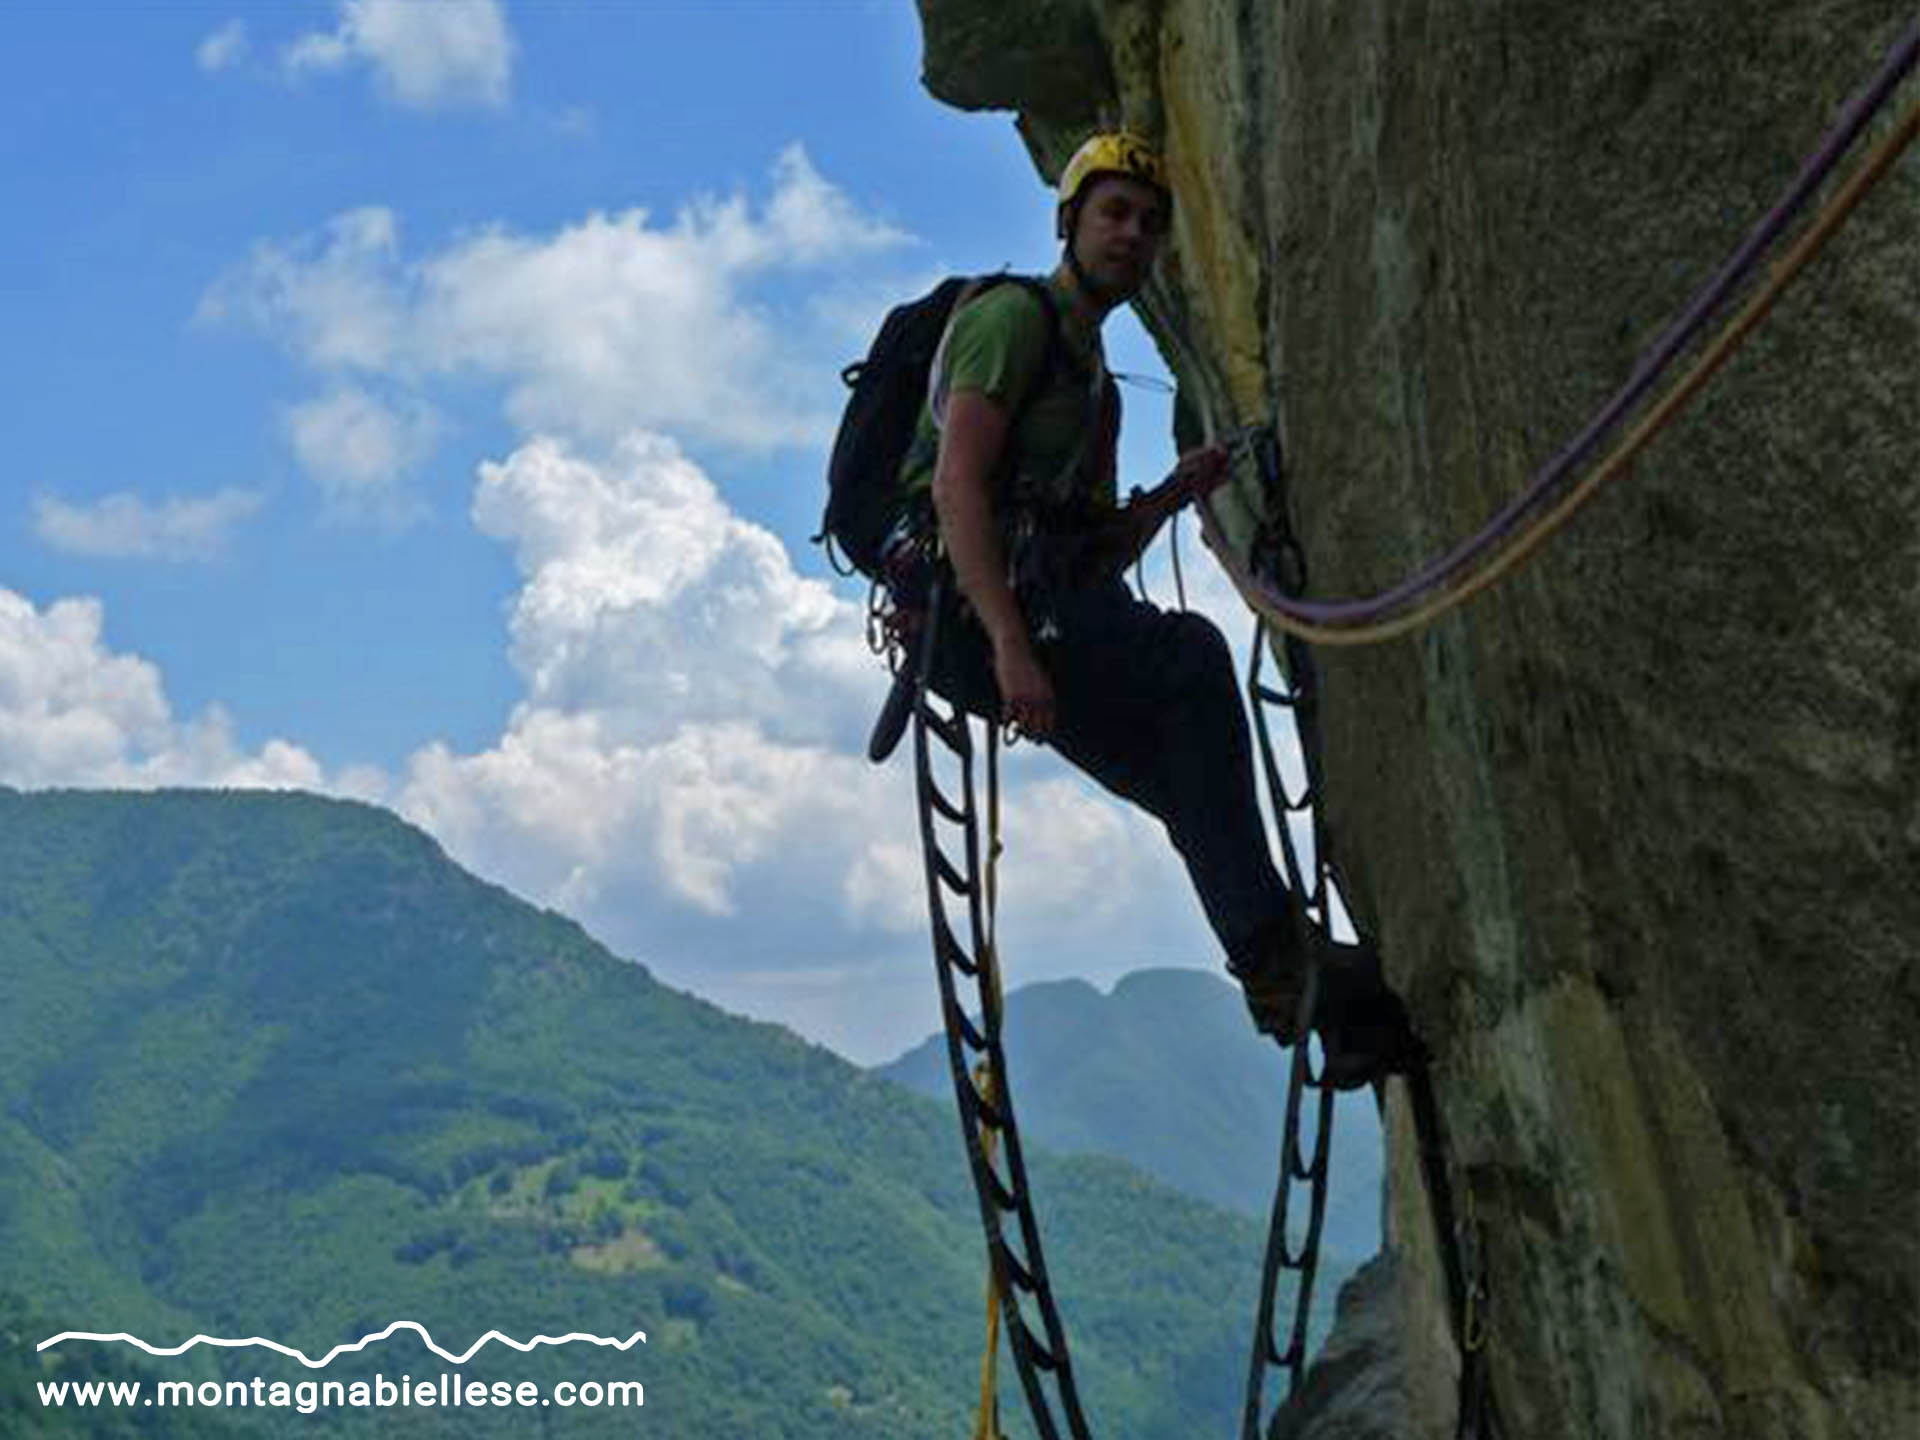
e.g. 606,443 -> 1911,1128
1169,611 -> 1235,682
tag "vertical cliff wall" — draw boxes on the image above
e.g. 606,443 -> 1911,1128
917,3 -> 1919,1436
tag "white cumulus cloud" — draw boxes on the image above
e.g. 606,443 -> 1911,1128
196,19 -> 249,73
394,430 -> 889,918
285,386 -> 441,524
33,488 -> 264,561
198,206 -> 408,374
0,590 -> 330,792
469,432 -> 866,745
200,147 -> 911,466
285,0 -> 514,111
1,438 -> 1240,1061
379,432 -> 1208,1063
166,150 -> 1254,1060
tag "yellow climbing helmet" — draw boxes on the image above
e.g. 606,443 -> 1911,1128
1056,131 -> 1171,228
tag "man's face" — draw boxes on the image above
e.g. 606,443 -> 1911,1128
1067,174 -> 1168,297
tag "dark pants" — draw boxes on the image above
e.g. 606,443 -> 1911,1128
924,575 -> 1288,968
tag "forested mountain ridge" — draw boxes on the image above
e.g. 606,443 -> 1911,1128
0,787 -> 1272,1437
876,967 -> 1384,1269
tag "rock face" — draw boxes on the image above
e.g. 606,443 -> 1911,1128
1268,1251 -> 1456,1440
916,3 -> 1918,1437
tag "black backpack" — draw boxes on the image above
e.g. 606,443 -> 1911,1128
814,274 -> 1060,577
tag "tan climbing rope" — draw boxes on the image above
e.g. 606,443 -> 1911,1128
1201,90 -> 1920,648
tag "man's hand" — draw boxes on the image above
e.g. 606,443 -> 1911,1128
1168,443 -> 1230,504
1134,442 -> 1231,529
992,634 -> 1056,739
1087,443 -> 1234,580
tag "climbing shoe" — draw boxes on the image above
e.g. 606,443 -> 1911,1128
1314,948 -> 1422,1091
1226,913 -> 1310,1045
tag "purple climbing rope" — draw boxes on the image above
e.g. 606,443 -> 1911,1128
1234,15 -> 1920,627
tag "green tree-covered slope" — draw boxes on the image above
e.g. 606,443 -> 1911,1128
0,788 -> 1278,1437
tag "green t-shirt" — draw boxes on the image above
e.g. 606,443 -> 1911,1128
897,274 -> 1115,528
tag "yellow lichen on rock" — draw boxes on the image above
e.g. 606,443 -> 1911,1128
1141,0 -> 1271,423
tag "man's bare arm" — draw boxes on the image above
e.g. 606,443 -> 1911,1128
931,389 -> 1021,649
931,388 -> 1055,735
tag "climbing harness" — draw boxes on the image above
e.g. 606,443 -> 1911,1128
1198,18 -> 1920,647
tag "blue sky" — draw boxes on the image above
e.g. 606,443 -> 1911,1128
0,0 -> 1314,1065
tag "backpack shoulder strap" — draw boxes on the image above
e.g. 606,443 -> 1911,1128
994,275 -> 1064,431
929,273 -> 1060,432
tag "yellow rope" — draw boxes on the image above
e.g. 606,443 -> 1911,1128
972,727 -> 1008,1440
971,1063 -> 1005,1440
1210,91 -> 1920,648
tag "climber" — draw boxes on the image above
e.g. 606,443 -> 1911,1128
886,131 -> 1414,1086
